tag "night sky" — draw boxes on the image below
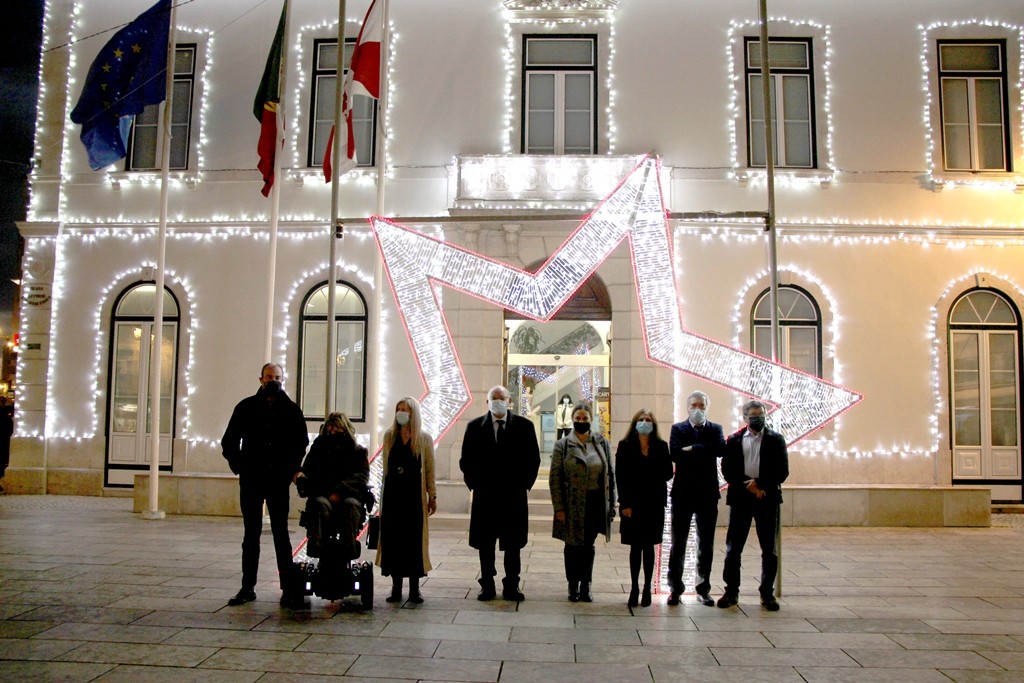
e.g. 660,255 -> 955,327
0,1 -> 45,340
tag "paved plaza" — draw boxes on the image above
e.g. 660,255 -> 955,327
1,496 -> 1024,682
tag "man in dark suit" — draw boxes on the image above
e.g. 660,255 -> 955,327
667,390 -> 725,606
459,384 -> 541,601
718,399 -> 789,611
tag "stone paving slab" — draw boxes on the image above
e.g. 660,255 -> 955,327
3,497 -> 1024,681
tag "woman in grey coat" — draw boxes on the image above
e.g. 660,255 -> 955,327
550,402 -> 616,602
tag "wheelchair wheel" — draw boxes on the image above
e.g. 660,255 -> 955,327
359,561 -> 374,609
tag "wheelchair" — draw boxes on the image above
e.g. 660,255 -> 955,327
291,485 -> 375,609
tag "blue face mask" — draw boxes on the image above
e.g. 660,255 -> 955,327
635,421 -> 653,436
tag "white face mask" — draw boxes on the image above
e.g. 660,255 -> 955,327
395,411 -> 410,426
489,399 -> 508,416
562,398 -> 570,404
689,408 -> 706,426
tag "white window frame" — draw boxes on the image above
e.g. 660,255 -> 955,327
521,34 -> 598,155
297,281 -> 369,424
744,37 -> 816,169
307,38 -> 377,169
751,285 -> 822,378
937,40 -> 1011,172
126,45 -> 197,172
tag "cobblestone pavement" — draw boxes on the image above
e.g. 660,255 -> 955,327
1,495 -> 1024,682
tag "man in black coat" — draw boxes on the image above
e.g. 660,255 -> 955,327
718,399 -> 789,611
459,384 -> 540,601
222,363 -> 309,608
667,390 -> 725,606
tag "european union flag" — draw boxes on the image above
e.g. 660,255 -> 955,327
70,0 -> 172,170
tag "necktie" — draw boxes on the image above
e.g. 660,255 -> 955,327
496,420 -> 505,441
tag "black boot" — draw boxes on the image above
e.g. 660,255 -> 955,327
564,547 -> 580,602
579,546 -> 595,602
568,581 -> 580,602
408,577 -> 423,604
386,576 -> 402,603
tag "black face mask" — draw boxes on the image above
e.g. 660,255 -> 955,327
573,421 -> 590,435
263,380 -> 282,396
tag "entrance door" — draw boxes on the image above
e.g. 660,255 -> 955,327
949,289 -> 1022,501
106,284 -> 178,487
507,319 -> 611,471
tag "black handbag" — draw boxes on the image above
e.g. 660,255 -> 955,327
366,515 -> 380,550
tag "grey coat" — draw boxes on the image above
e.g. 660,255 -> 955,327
550,431 -> 616,545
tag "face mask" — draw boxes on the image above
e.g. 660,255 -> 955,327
262,380 -> 281,396
489,399 -> 508,415
635,421 -> 653,436
747,416 -> 765,432
689,409 -> 706,426
573,421 -> 590,435
562,398 -> 570,404
395,411 -> 410,426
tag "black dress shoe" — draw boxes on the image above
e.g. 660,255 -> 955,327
666,591 -> 681,606
227,589 -> 256,606
640,589 -> 651,607
477,585 -> 497,601
579,582 -> 593,603
717,593 -> 738,608
502,588 -> 525,602
696,592 -> 715,606
408,590 -> 424,604
760,594 -> 780,611
627,587 -> 639,607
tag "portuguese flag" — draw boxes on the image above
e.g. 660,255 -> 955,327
254,1 -> 287,197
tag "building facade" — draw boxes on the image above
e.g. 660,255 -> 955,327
10,0 -> 1024,518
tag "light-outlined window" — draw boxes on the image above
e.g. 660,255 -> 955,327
522,34 -> 597,155
744,37 -> 816,169
948,289 -> 1021,482
937,40 -> 1011,172
307,38 -> 376,169
297,281 -> 368,423
751,285 -> 821,377
105,283 -> 179,487
126,45 -> 196,171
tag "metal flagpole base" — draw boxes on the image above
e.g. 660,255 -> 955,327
141,510 -> 166,520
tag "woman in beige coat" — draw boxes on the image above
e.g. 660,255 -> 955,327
375,396 -> 436,603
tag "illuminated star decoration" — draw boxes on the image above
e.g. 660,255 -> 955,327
371,156 -> 863,446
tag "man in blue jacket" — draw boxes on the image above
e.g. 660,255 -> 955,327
222,363 -> 309,608
718,399 -> 789,611
667,390 -> 725,606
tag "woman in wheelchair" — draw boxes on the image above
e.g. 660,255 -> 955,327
295,412 -> 370,561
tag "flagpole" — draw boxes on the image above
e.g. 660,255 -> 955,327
368,0 -> 389,452
325,0 -> 348,421
143,1 -> 178,521
264,1 -> 291,363
756,0 -> 782,598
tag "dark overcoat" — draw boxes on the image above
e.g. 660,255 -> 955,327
459,412 -> 540,550
721,426 -> 789,507
221,388 -> 308,482
614,437 -> 673,545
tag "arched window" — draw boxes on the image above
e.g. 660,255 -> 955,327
106,283 -> 180,487
751,285 -> 821,377
948,289 -> 1021,485
298,281 -> 368,422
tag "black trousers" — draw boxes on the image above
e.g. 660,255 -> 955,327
239,474 -> 293,591
667,498 -> 719,595
563,490 -> 605,583
722,500 -> 779,597
479,543 -> 522,588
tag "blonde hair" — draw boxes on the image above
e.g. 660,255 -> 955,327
384,396 -> 430,458
324,412 -> 356,435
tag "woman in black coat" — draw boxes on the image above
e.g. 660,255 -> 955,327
615,408 -> 673,607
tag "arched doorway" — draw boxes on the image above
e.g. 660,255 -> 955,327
948,288 -> 1022,501
105,283 -> 180,487
505,266 -> 612,470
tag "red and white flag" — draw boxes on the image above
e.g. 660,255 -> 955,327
324,0 -> 382,181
